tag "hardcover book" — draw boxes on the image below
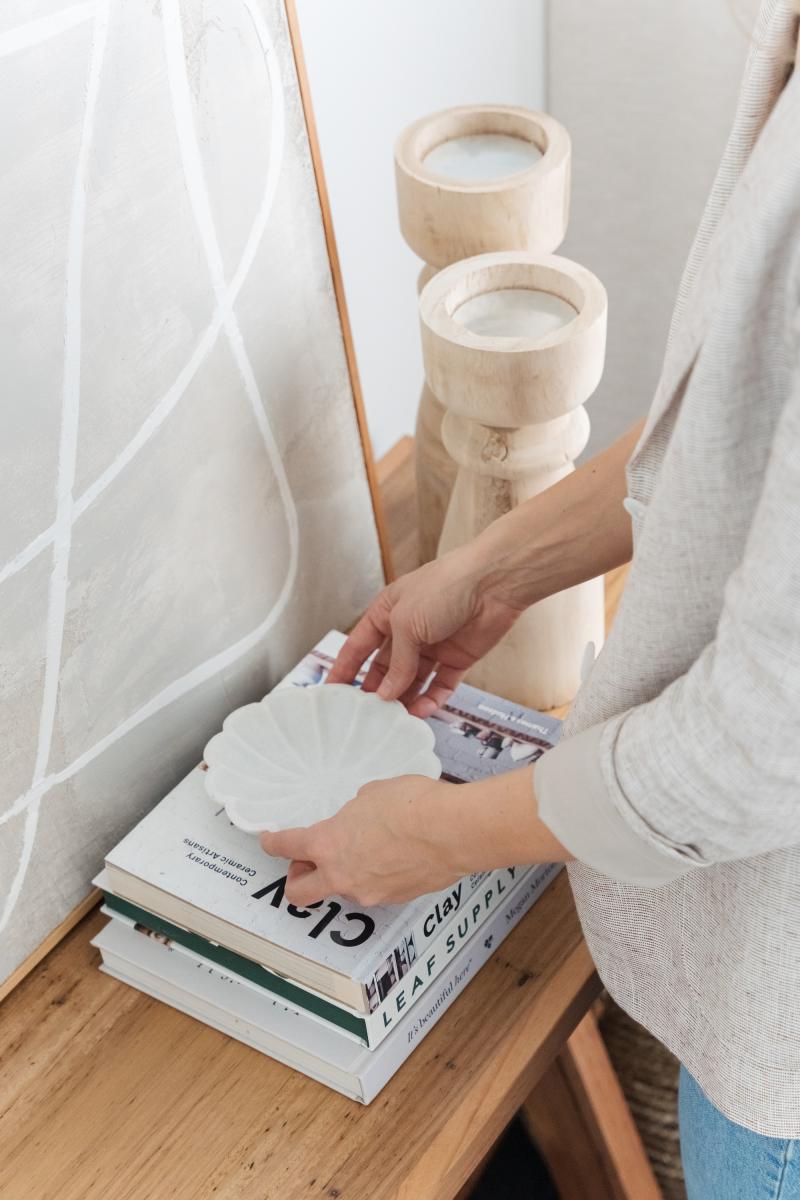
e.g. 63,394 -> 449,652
102,631 -> 562,1013
93,862 -> 554,1103
97,861 -> 561,1047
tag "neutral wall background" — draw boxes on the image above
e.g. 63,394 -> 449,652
550,0 -> 757,452
294,0 -> 546,459
297,0 -> 757,458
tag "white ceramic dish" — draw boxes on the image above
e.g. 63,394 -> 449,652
203,684 -> 441,834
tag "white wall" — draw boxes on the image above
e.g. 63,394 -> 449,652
298,0 -> 759,461
294,0 -> 546,459
548,0 -> 757,452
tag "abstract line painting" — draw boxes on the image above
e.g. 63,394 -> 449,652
0,0 -> 384,987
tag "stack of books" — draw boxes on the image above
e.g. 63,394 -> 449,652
93,632 -> 562,1103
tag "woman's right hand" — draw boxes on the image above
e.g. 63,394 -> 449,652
326,543 -> 526,717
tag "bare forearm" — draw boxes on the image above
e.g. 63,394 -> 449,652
468,419 -> 643,610
432,768 -> 573,874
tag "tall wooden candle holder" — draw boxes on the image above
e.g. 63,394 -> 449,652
394,105 -> 571,561
419,251 -> 607,710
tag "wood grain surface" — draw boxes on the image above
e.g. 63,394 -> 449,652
0,876 -> 596,1200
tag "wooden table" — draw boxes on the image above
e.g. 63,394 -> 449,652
0,441 -> 657,1200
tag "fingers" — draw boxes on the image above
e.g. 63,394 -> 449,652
284,860 -> 328,907
407,663 -> 465,718
397,654 -> 439,708
364,643 -> 436,705
259,825 -> 316,861
284,864 -> 328,907
261,830 -> 329,905
326,608 -> 388,685
361,639 -> 392,694
376,628 -> 421,700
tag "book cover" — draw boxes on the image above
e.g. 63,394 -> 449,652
104,631 -> 562,1012
92,863 -> 555,1103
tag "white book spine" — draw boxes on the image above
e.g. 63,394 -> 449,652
94,862 -> 561,1102
361,864 -> 541,1043
358,862 -> 562,1102
101,864 -> 546,1049
404,871 -> 489,963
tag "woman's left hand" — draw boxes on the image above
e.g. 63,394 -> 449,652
258,776 -> 464,908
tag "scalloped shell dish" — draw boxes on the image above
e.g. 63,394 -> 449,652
203,684 -> 442,834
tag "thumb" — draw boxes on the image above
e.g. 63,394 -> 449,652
377,627 -> 419,700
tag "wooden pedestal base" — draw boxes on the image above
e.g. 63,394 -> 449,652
395,105 -> 572,564
421,251 -> 608,711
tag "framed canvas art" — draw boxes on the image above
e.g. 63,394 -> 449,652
0,0 -> 388,995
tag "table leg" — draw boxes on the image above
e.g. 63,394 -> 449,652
521,1011 -> 662,1200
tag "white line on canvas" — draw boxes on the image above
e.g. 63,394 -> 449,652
0,1 -> 109,935
0,2 -> 286,592
161,0 -> 299,574
0,3 -> 94,60
1,2 -> 287,834
1,4 -> 293,930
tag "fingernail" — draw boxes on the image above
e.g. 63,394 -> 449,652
377,680 -> 392,699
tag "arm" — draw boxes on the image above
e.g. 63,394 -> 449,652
328,419 -> 643,712
537,357 -> 800,883
260,767 -> 571,908
261,423 -> 647,905
265,373 -> 800,905
472,416 -> 643,609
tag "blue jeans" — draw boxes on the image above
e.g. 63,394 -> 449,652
680,1066 -> 800,1199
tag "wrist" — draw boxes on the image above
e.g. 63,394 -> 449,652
413,779 -> 478,878
469,512 -> 550,613
428,768 -> 572,875
420,775 -> 526,876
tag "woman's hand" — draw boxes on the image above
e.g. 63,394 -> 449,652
326,543 -> 525,716
258,776 -> 465,907
258,768 -> 571,908
328,421 -> 643,714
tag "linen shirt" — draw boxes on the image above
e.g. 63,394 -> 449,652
536,0 -> 800,1137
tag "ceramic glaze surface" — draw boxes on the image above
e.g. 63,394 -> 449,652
203,685 -> 441,833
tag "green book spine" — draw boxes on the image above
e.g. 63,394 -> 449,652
102,891 -> 368,1043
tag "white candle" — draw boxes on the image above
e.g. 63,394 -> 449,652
423,133 -> 542,181
454,288 -> 576,339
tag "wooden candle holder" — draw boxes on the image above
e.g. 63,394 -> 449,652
394,105 -> 571,561
419,251 -> 607,710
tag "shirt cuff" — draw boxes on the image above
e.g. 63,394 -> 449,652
535,720 -> 701,887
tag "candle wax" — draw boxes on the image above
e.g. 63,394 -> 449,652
454,288 -> 576,339
423,133 -> 541,181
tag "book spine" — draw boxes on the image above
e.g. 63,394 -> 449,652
360,869 -> 489,1015
358,862 -> 562,1103
361,863 -> 556,1045
405,871 -> 489,966
102,871 -> 516,1050
93,862 -> 563,1104
100,890 -> 370,1041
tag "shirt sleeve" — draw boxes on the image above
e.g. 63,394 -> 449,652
536,339 -> 800,888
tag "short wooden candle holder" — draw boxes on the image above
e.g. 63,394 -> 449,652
419,251 -> 607,710
394,105 -> 571,562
